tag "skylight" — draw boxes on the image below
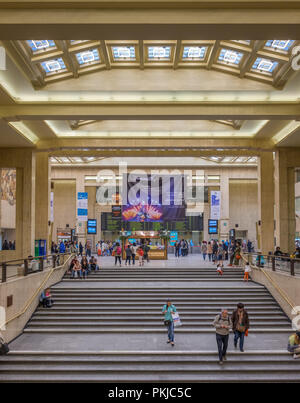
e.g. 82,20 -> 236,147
41,58 -> 66,74
76,49 -> 100,65
112,46 -> 136,60
28,40 -> 56,52
182,46 -> 206,60
148,46 -> 171,59
218,49 -> 244,65
265,40 -> 294,51
252,57 -> 278,73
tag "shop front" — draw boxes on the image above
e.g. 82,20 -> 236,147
121,231 -> 168,260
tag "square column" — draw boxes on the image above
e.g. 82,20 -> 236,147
35,152 -> 50,253
0,149 -> 35,260
220,172 -> 229,240
274,150 -> 296,253
257,152 -> 275,255
76,173 -> 87,246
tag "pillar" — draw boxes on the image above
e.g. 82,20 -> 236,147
0,149 -> 35,261
220,171 -> 230,241
76,172 -> 87,247
35,152 -> 50,253
274,150 -> 296,253
257,152 -> 275,255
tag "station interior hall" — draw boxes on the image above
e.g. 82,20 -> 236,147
0,0 -> 300,384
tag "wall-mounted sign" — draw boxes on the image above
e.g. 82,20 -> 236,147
87,219 -> 97,235
210,191 -> 220,220
77,192 -> 88,222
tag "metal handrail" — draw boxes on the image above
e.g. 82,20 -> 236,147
241,253 -> 299,315
0,252 -> 72,283
243,252 -> 300,276
0,253 -> 74,332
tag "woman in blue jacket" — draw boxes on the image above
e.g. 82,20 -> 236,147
162,299 -> 177,347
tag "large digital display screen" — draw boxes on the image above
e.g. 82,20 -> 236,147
122,204 -> 163,222
122,174 -> 186,222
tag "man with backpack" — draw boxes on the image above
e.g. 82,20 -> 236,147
213,309 -> 232,365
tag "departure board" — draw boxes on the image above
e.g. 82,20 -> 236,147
101,213 -> 203,232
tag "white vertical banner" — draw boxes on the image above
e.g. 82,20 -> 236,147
50,192 -> 54,222
77,192 -> 88,222
210,190 -> 221,220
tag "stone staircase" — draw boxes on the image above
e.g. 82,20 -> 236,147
0,266 -> 299,382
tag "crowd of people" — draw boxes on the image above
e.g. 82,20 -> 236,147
1,240 -> 15,250
174,239 -> 193,257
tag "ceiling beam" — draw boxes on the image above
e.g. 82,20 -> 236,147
36,137 -> 274,154
1,102 -> 300,120
1,8 -> 300,39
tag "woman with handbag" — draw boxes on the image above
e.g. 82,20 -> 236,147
162,299 -> 177,347
232,302 -> 250,352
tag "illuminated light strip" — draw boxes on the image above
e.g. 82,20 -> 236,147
45,120 -> 269,139
8,121 -> 39,144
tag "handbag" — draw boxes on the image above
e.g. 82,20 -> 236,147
171,312 -> 182,327
164,320 -> 171,326
236,254 -> 241,260
0,337 -> 9,355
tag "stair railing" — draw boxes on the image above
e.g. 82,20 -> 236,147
241,253 -> 300,316
0,253 -> 74,333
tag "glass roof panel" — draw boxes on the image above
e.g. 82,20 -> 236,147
41,58 -> 66,74
182,46 -> 207,60
112,46 -> 136,60
218,49 -> 244,66
76,49 -> 100,65
252,57 -> 278,73
148,46 -> 171,60
27,40 -> 56,52
265,40 -> 294,52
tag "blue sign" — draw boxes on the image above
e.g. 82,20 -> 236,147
88,219 -> 97,227
77,192 -> 88,222
170,231 -> 178,246
87,227 -> 97,234
208,226 -> 218,234
208,219 -> 218,227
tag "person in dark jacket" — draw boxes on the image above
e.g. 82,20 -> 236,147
125,244 -> 132,265
232,302 -> 250,352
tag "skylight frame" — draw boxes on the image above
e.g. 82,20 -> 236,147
264,40 -> 295,53
39,57 -> 68,75
251,57 -> 279,75
74,48 -> 101,67
109,44 -> 138,63
217,48 -> 245,68
26,40 -> 57,55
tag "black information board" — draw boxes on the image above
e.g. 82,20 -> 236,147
101,213 -> 203,232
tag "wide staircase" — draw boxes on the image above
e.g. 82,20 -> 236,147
0,265 -> 299,382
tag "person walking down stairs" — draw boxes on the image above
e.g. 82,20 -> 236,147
244,262 -> 251,282
213,309 -> 232,365
232,303 -> 250,352
162,299 -> 177,347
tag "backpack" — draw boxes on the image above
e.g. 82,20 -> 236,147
116,247 -> 122,255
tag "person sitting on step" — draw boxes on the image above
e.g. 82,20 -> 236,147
287,330 -> 300,359
40,288 -> 53,308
